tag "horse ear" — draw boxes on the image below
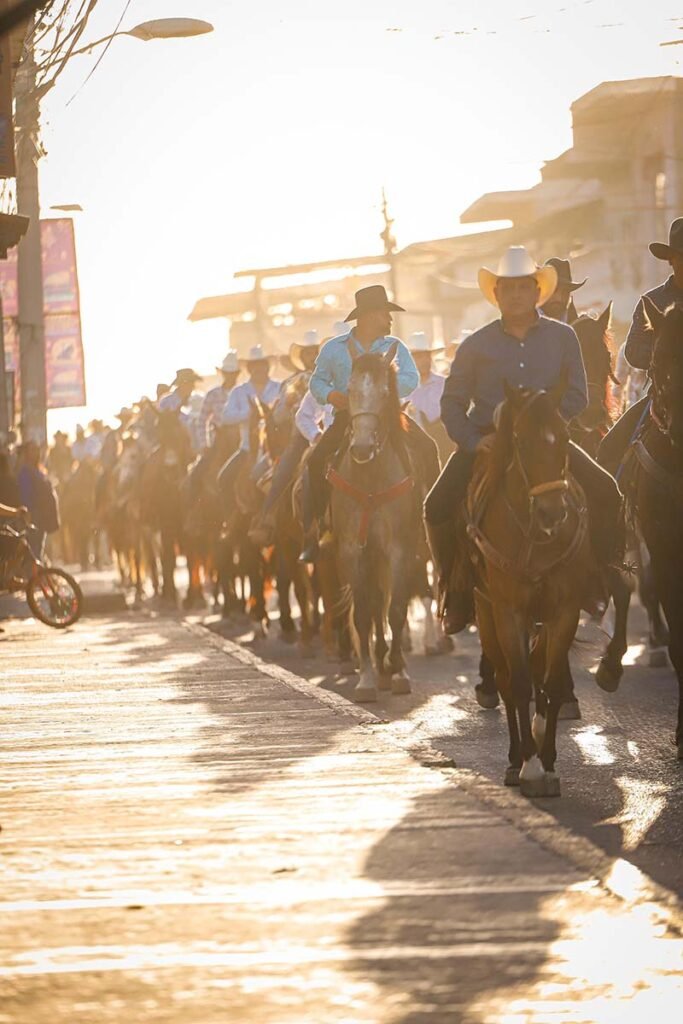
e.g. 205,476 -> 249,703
597,301 -> 613,333
548,365 -> 569,408
383,340 -> 399,366
642,294 -> 665,334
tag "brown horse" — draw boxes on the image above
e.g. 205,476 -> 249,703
140,410 -> 193,603
330,344 -> 421,702
571,304 -> 616,458
598,301 -> 683,758
467,380 -> 592,797
104,437 -> 160,603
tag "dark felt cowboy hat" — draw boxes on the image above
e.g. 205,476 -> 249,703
544,257 -> 586,292
172,367 -> 202,387
649,217 -> 683,261
344,284 -> 405,323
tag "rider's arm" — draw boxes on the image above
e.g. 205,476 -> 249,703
294,392 -> 324,444
559,326 -> 589,421
394,341 -> 420,398
309,340 -> 336,405
221,384 -> 249,426
440,338 -> 482,452
624,297 -> 654,371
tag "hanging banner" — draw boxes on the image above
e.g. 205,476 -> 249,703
0,218 -> 86,410
0,12 -> 16,179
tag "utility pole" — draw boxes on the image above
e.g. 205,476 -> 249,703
380,187 -> 400,333
14,31 -> 46,444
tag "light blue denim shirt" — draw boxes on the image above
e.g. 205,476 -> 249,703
309,331 -> 419,405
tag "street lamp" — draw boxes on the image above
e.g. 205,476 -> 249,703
15,17 -> 214,444
62,18 -> 214,59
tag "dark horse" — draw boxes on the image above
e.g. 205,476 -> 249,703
599,300 -> 683,759
467,380 -> 593,797
571,304 -> 616,458
329,344 -> 421,702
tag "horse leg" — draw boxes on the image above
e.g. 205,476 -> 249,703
596,567 -> 631,692
475,592 -> 518,781
557,653 -> 581,721
293,564 -> 315,657
387,579 -> 413,695
276,549 -> 296,642
372,586 -> 391,691
353,579 -> 378,703
640,558 -> 669,666
160,528 -> 177,603
492,603 -> 542,796
538,606 -> 582,796
475,651 -> 500,709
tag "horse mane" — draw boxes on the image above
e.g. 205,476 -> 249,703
351,352 -> 408,440
482,397 -> 516,491
572,311 -> 616,417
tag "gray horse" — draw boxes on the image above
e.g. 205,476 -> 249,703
329,344 -> 421,702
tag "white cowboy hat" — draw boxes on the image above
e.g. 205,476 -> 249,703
407,331 -> 444,354
240,343 -> 272,365
289,330 -> 320,371
478,246 -> 558,309
217,350 -> 239,374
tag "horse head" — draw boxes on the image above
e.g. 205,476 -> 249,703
347,341 -> 401,464
572,303 -> 615,434
501,377 -> 571,537
649,301 -> 683,450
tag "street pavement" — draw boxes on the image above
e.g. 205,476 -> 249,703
0,607 -> 681,1021
209,599 -> 683,901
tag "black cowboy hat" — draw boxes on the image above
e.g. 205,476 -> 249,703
171,367 -> 202,387
344,284 -> 405,323
649,217 -> 683,261
544,257 -> 586,291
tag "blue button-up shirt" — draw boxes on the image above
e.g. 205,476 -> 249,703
309,332 -> 419,405
625,275 -> 683,370
441,313 -> 588,452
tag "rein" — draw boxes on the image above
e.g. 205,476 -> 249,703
326,466 -> 414,545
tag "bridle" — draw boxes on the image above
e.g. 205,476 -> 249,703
507,391 -> 570,538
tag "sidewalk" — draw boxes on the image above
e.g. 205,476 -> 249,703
0,613 -> 680,1023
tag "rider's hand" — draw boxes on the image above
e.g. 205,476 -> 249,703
17,506 -> 31,525
328,391 -> 349,410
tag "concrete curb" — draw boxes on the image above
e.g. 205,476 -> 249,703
186,619 -> 683,937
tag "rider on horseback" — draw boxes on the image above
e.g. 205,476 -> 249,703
425,246 -> 625,634
599,216 -> 683,474
299,285 -> 440,562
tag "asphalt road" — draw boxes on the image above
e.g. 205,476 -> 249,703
208,599 -> 683,900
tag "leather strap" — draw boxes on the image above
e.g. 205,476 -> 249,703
327,467 -> 414,544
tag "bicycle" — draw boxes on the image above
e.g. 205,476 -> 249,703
0,524 -> 83,628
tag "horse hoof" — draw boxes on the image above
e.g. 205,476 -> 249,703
595,658 -> 622,693
558,699 -> 581,721
504,766 -> 520,787
391,673 -> 412,695
354,685 -> 378,703
475,683 -> 499,710
377,674 -> 392,692
649,647 -> 668,669
542,773 -> 561,797
520,772 -> 561,798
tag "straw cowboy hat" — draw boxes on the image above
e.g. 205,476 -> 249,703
478,247 -> 558,308
407,331 -> 444,354
172,367 -> 202,387
239,344 -> 272,366
344,284 -> 405,322
544,257 -> 586,291
649,217 -> 683,261
217,350 -> 239,374
289,330 -> 320,372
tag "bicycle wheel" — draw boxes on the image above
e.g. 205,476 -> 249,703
26,568 -> 83,628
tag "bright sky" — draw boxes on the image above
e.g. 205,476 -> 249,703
40,0 -> 682,434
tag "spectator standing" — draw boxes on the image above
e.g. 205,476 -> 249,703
17,442 -> 60,559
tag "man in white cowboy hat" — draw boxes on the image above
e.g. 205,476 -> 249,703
159,367 -> 205,448
218,343 -> 281,505
405,331 -> 453,463
424,245 -> 624,634
198,350 -> 240,450
598,216 -> 683,474
300,284 -> 440,562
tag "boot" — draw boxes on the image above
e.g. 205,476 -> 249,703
425,519 -> 473,634
299,520 -> 319,564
